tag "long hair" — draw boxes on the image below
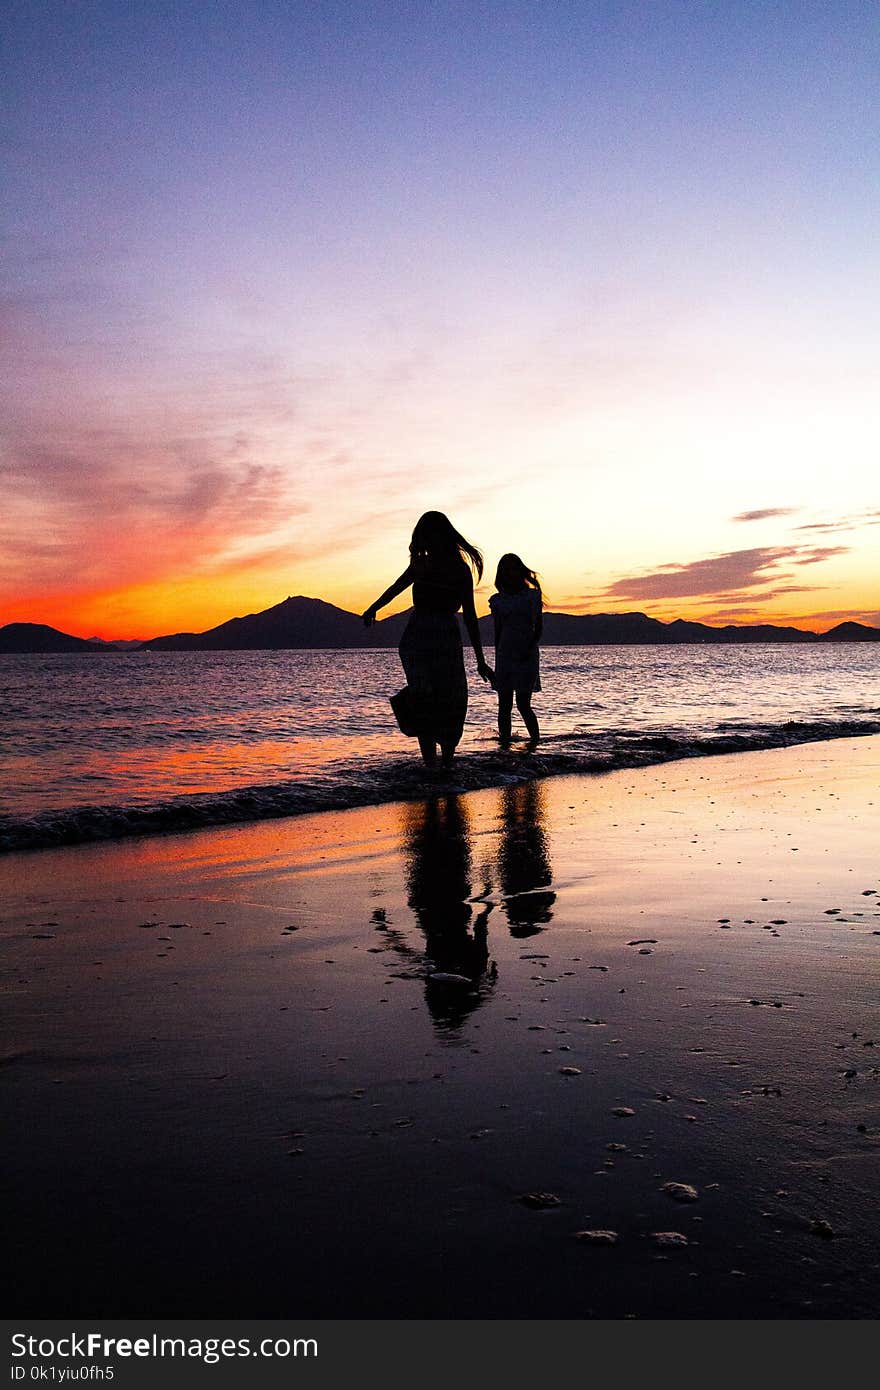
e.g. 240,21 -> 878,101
410,511 -> 483,581
495,553 -> 541,598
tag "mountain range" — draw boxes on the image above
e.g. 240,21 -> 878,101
1,596 -> 878,652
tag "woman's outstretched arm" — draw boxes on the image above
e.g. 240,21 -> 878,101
462,579 -> 492,681
362,566 -> 413,626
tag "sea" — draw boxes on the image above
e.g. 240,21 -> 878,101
2,643 -> 879,852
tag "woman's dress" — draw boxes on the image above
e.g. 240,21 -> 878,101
398,562 -> 469,747
489,588 -> 542,695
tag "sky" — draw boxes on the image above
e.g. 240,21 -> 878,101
2,0 -> 878,638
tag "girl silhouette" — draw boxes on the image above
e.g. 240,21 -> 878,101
489,553 -> 542,745
363,512 -> 492,768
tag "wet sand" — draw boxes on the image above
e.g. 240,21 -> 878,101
2,736 -> 879,1318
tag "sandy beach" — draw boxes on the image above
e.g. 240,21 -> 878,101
2,735 -> 879,1319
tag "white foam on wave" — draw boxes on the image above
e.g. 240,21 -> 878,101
2,716 -> 879,854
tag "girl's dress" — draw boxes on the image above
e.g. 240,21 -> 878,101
489,588 -> 542,695
398,559 -> 470,747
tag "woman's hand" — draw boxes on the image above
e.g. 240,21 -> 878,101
364,567 -> 413,626
477,659 -> 494,684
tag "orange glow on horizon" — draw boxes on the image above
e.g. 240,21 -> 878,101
4,498 -> 878,641
3,570 -> 877,641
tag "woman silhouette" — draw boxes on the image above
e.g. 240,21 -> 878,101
363,512 -> 492,767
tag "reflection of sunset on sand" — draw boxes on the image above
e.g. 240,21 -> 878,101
397,785 -> 557,1030
497,783 -> 556,936
4,738 -> 880,1316
401,797 -> 495,1031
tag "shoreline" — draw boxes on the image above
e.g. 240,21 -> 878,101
3,715 -> 880,855
3,736 -> 879,1317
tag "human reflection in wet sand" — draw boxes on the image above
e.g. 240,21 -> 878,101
496,781 -> 556,937
400,795 -> 496,1032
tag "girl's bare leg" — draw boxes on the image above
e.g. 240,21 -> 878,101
516,692 -> 539,742
498,690 -> 513,745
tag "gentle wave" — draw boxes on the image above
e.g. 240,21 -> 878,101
3,717 -> 879,855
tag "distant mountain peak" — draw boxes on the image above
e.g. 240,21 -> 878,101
819,621 -> 880,641
0,622 -> 105,653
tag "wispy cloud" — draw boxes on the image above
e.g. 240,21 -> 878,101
1,429 -> 305,598
0,270 -> 400,606
731,507 -> 801,523
596,544 -> 849,603
795,508 -> 880,535
699,605 -> 806,625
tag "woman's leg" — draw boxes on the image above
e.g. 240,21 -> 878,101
515,691 -> 539,742
417,734 -> 438,766
497,690 -> 513,745
439,740 -> 456,768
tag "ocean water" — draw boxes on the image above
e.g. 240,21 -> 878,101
2,644 -> 879,851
